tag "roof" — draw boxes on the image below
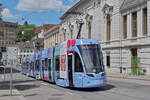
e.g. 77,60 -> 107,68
120,0 -> 148,12
0,21 -> 18,28
35,26 -> 42,33
18,41 -> 34,49
35,24 -> 55,34
60,0 -> 86,20
44,24 -> 59,37
43,24 -> 55,31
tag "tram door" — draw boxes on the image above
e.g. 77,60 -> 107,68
55,56 -> 60,78
48,59 -> 51,81
68,54 -> 74,87
42,60 -> 45,79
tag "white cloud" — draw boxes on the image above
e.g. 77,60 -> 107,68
16,0 -> 71,12
2,8 -> 20,19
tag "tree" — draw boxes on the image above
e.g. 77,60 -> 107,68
0,3 -> 3,19
16,21 -> 36,42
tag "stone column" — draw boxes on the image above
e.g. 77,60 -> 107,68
127,13 -> 132,39
137,9 -> 143,37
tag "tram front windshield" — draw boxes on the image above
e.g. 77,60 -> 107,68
78,44 -> 104,74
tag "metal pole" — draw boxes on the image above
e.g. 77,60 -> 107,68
4,62 -> 5,81
3,54 -> 8,81
10,59 -> 13,96
119,13 -> 123,74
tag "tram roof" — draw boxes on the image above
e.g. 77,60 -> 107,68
58,39 -> 100,47
75,39 -> 100,45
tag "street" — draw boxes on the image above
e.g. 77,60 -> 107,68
1,0 -> 150,100
0,66 -> 150,100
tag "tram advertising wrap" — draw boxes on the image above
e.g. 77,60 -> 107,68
60,55 -> 66,79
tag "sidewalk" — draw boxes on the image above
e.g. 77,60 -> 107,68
0,88 -> 25,100
107,72 -> 150,81
0,66 -> 25,100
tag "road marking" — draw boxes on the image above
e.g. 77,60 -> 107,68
41,83 -> 49,86
66,92 -> 74,96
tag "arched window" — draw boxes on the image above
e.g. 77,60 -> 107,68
88,22 -> 92,39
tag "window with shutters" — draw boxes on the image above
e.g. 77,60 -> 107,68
106,15 -> 111,41
132,12 -> 137,37
143,8 -> 147,36
123,15 -> 127,39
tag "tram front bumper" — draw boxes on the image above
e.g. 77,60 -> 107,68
82,77 -> 106,88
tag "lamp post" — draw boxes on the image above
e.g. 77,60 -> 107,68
7,46 -> 18,96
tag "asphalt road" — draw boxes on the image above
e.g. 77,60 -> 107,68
0,66 -> 150,100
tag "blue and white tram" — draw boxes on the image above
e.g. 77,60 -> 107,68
35,51 -> 42,79
41,47 -> 55,82
30,54 -> 35,77
22,39 -> 106,88
55,39 -> 106,88
21,57 -> 26,74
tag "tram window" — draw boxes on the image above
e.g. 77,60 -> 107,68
36,60 -> 40,71
26,62 -> 28,70
42,60 -> 45,70
45,58 -> 48,70
75,53 -> 84,72
35,61 -> 37,70
48,59 -> 51,79
28,62 -> 31,71
31,62 -> 33,70
31,62 -> 34,71
55,56 -> 60,71
48,59 -> 51,71
30,62 -> 32,70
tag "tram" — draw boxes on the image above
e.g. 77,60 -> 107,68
21,39 -> 106,88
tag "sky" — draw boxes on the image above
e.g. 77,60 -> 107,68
0,0 -> 79,26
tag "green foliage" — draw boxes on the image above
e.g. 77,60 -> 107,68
0,3 -> 3,18
16,23 -> 36,42
131,57 -> 144,76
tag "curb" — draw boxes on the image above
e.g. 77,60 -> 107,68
107,75 -> 150,81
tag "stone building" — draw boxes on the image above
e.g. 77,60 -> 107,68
44,25 -> 61,49
0,21 -> 18,47
17,41 -> 35,64
119,0 -> 150,74
60,0 -> 150,75
32,24 -> 55,52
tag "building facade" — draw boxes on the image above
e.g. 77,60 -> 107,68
17,41 -> 35,64
0,21 -> 18,47
60,0 -> 150,75
44,25 -> 61,49
119,0 -> 150,74
32,24 -> 55,52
